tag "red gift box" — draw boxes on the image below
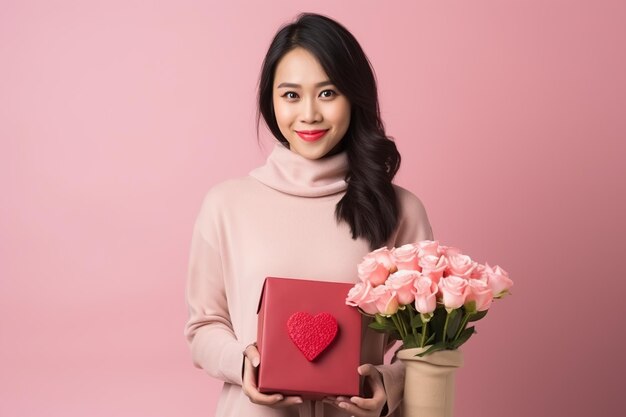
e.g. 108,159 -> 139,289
256,276 -> 362,400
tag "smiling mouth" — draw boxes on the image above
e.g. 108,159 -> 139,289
296,129 -> 329,142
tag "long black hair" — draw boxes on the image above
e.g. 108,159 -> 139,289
256,12 -> 401,251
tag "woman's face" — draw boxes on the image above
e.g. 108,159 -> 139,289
272,47 -> 351,160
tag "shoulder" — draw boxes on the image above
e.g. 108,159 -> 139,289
193,176 -> 257,229
392,183 -> 434,245
192,176 -> 260,244
199,176 -> 257,211
392,183 -> 429,220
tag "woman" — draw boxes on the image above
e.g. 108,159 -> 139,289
184,12 -> 433,417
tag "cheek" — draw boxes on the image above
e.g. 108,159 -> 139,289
273,101 -> 295,128
328,102 -> 351,128
342,110 -> 351,129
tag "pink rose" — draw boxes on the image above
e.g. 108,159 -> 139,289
391,243 -> 420,271
369,246 -> 396,270
415,240 -> 441,257
484,262 -> 514,298
438,245 -> 463,257
412,276 -> 438,314
470,263 -> 487,280
418,254 -> 447,285
371,284 -> 399,316
386,270 -> 420,305
465,278 -> 493,312
357,256 -> 391,287
445,253 -> 478,278
438,275 -> 470,312
345,281 -> 378,315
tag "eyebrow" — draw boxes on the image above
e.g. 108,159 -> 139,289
276,80 -> 334,89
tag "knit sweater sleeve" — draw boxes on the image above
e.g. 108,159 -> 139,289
183,190 -> 248,386
374,186 -> 434,417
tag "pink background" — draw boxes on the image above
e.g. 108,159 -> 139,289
1,1 -> 625,416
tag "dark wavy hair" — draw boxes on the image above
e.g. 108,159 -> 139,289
255,12 -> 401,251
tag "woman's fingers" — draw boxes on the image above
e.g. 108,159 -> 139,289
246,381 -> 302,408
243,356 -> 278,404
243,359 -> 282,404
242,352 -> 303,407
322,364 -> 387,416
272,396 -> 304,408
359,364 -> 385,391
244,343 -> 261,367
242,356 -> 260,394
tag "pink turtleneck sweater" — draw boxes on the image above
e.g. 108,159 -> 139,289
184,142 -> 434,417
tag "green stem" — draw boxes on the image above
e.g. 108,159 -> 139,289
400,310 -> 409,342
408,305 -> 419,346
442,310 -> 451,344
453,312 -> 473,342
391,314 -> 405,340
420,321 -> 427,347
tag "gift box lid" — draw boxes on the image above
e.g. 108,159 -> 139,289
256,276 -> 362,399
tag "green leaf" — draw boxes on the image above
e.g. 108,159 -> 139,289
446,309 -> 463,339
375,313 -> 388,325
430,307 -> 447,332
450,326 -> 477,349
413,342 -> 447,357
368,322 -> 388,333
424,308 -> 444,344
468,310 -> 488,322
369,316 -> 397,332
410,312 -> 424,330
402,339 -> 419,349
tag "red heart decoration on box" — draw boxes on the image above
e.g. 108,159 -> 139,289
287,312 -> 338,361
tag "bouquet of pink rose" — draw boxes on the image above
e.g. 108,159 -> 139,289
345,240 -> 513,357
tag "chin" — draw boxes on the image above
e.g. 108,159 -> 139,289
297,149 -> 325,160
287,141 -> 326,160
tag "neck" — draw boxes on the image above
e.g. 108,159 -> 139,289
249,142 -> 350,197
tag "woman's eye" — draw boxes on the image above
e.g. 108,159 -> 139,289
281,89 -> 337,100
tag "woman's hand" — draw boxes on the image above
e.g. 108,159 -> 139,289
323,364 -> 387,417
242,343 -> 304,408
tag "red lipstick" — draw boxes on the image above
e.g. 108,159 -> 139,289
296,129 -> 329,142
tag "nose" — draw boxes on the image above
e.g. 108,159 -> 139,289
300,96 -> 322,124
